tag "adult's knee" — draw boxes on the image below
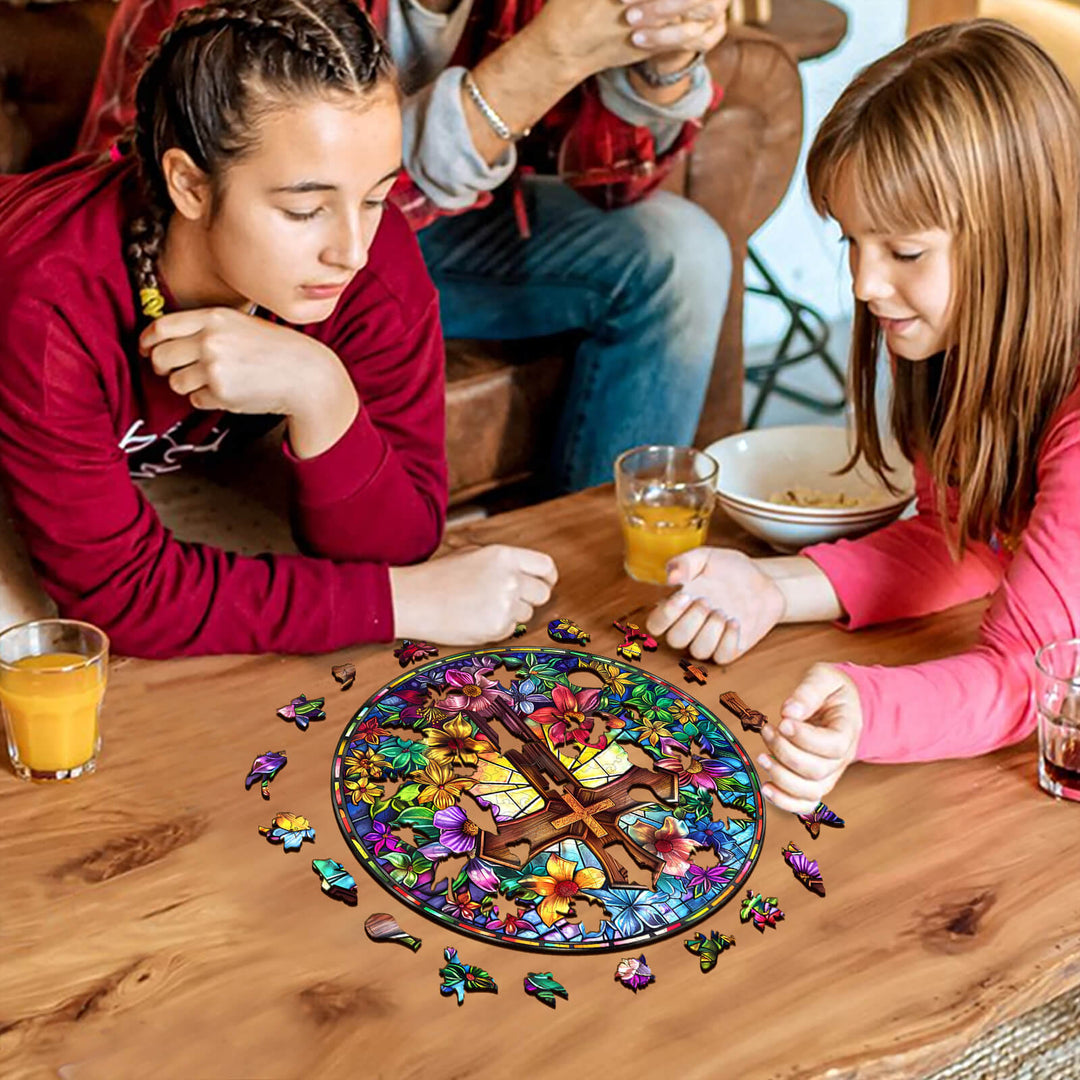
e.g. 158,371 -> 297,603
635,192 -> 732,306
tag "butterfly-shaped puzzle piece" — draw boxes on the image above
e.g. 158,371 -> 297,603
684,930 -> 736,972
277,694 -> 325,731
524,972 -> 568,1008
798,801 -> 845,839
782,841 -> 826,896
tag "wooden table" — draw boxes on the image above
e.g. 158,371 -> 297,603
3,486 -> 1079,1080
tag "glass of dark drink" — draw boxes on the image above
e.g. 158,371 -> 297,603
1033,639 -> 1080,802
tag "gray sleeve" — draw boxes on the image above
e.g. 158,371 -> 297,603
401,66 -> 517,211
596,64 -> 713,155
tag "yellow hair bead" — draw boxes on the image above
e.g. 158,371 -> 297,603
139,287 -> 165,319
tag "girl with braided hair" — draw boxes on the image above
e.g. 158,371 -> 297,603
0,0 -> 556,656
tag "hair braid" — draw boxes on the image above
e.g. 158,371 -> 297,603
124,0 -> 392,320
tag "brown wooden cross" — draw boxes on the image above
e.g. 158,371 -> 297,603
551,791 -> 615,836
464,695 -> 681,885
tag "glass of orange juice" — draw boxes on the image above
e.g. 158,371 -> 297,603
0,619 -> 108,781
615,445 -> 718,585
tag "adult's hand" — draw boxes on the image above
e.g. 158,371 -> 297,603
624,0 -> 731,73
390,545 -> 558,645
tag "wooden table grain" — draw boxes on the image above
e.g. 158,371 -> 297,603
2,486 -> 1078,1080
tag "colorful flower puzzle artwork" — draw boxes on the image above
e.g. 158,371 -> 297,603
312,858 -> 357,905
740,890 -> 784,932
782,841 -> 825,896
718,691 -> 768,733
614,954 -> 654,992
798,801 -> 846,839
523,972 -> 568,1008
547,618 -> 591,645
332,663 -> 356,691
393,640 -> 439,667
244,750 -> 287,799
364,912 -> 422,951
439,947 -> 497,1005
277,694 -> 326,731
329,647 -> 765,953
258,812 -> 315,852
684,929 -> 736,972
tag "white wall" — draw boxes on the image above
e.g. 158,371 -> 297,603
744,0 -> 908,347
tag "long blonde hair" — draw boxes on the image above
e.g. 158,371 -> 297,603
807,18 -> 1080,555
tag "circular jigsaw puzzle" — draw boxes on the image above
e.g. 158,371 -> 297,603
331,647 -> 765,953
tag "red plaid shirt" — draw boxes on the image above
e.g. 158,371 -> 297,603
78,0 -> 721,229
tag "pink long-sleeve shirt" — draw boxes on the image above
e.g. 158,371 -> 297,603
801,385 -> 1080,764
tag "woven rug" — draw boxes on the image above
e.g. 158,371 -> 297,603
923,981 -> 1080,1079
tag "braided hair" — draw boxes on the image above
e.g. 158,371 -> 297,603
126,0 -> 394,318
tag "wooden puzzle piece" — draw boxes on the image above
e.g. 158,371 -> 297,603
739,890 -> 784,932
365,911 -> 422,950
614,955 -> 654,992
258,812 -> 315,852
684,930 -> 736,971
524,972 -> 568,1008
332,663 -> 356,691
547,617 -> 590,645
797,801 -> 845,840
393,640 -> 439,667
277,694 -> 325,731
782,841 -> 825,896
439,947 -> 497,1005
244,750 -> 286,798
718,690 -> 768,732
312,858 -> 357,905
680,658 -> 708,685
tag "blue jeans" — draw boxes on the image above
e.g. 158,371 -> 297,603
418,177 -> 732,493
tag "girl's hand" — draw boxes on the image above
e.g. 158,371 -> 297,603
140,307 -> 351,420
390,545 -> 558,645
758,663 -> 863,814
645,546 -> 786,663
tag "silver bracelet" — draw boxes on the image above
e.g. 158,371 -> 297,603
632,51 -> 707,88
463,71 -> 531,143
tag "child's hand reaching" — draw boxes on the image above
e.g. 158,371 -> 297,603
758,663 -> 863,814
645,547 -> 786,663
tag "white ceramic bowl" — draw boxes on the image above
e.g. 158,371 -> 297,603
703,425 -> 915,553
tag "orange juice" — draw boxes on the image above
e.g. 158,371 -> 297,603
0,653 -> 105,775
621,504 -> 709,584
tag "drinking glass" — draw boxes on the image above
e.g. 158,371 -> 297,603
615,446 -> 718,585
1033,638 -> 1080,802
0,619 -> 108,781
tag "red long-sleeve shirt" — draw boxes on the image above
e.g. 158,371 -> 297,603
0,156 -> 448,658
